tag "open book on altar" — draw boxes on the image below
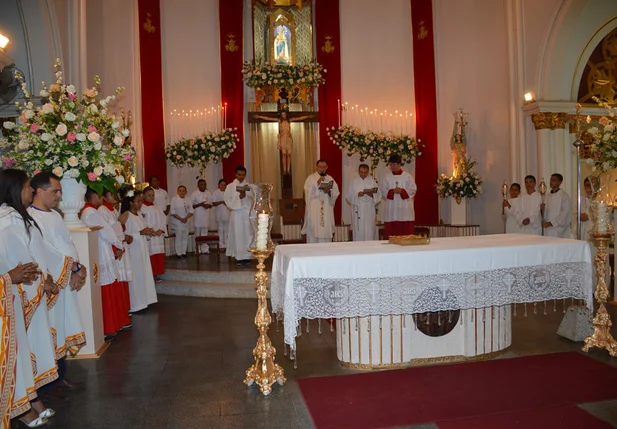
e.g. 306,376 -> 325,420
319,181 -> 333,191
236,185 -> 250,193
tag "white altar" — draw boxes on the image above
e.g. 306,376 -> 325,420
271,234 -> 593,368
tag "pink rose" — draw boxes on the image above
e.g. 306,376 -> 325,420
3,159 -> 16,168
599,117 -> 609,126
88,125 -> 97,133
30,123 -> 39,133
87,172 -> 97,181
33,169 -> 41,175
67,132 -> 76,142
122,153 -> 133,161
68,93 -> 77,101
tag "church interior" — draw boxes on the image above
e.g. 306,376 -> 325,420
1,0 -> 617,428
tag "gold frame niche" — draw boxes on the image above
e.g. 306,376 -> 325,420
269,9 -> 296,66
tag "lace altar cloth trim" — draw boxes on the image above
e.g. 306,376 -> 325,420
271,261 -> 592,350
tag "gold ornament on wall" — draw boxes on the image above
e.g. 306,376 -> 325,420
321,36 -> 335,54
417,21 -> 428,40
578,27 -> 617,105
92,262 -> 99,284
143,13 -> 156,34
530,112 -> 567,130
225,34 -> 239,53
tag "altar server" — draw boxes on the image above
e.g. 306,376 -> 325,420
519,175 -> 542,235
191,179 -> 213,254
224,166 -> 254,265
212,179 -> 231,251
121,191 -> 158,312
169,186 -> 193,257
142,187 -> 167,282
502,183 -> 522,233
0,169 -> 61,423
302,159 -> 340,243
28,172 -> 87,391
81,188 -> 131,335
150,175 -> 170,215
541,173 -> 572,238
347,164 -> 382,241
379,154 -> 417,238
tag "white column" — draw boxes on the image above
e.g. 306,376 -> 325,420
536,128 -> 552,185
67,0 -> 88,92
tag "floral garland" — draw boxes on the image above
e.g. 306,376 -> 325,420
436,157 -> 483,201
165,128 -> 238,168
586,96 -> 617,173
327,125 -> 422,166
242,61 -> 326,90
1,59 -> 134,195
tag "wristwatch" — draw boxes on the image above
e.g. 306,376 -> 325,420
72,263 -> 82,274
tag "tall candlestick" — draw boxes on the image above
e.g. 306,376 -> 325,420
337,99 -> 341,127
224,102 -> 228,130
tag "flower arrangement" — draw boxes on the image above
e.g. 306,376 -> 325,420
241,61 -> 326,90
0,59 -> 134,195
586,96 -> 617,173
327,125 -> 422,166
165,128 -> 239,168
436,157 -> 483,202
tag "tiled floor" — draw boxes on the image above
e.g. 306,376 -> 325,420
45,296 -> 617,429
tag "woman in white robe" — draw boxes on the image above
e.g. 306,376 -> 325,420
121,191 -> 158,312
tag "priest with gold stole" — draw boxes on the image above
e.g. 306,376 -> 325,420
379,154 -> 417,238
302,159 -> 340,243
347,164 -> 381,241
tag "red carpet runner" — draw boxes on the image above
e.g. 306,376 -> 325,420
297,352 -> 617,429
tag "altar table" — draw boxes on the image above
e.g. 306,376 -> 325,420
271,234 -> 593,367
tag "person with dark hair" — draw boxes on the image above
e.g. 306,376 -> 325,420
169,185 -> 193,257
502,183 -> 522,233
191,179 -> 213,254
541,173 -> 572,238
301,159 -> 340,243
0,169 -> 61,425
80,188 -> 131,337
141,187 -> 167,282
346,164 -> 382,241
224,166 -> 254,265
121,191 -> 158,312
28,171 -> 88,394
149,175 -> 170,215
379,154 -> 417,238
519,175 -> 542,235
212,179 -> 231,251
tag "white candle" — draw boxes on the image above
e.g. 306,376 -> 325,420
256,213 -> 269,250
597,204 -> 608,233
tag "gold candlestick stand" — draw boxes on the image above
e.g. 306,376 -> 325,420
582,232 -> 617,356
244,248 -> 286,395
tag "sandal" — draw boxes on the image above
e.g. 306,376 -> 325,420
38,408 -> 55,418
18,416 -> 48,428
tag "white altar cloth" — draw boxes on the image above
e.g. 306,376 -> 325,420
271,234 -> 593,350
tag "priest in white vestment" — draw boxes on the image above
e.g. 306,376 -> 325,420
379,154 -> 417,238
224,166 -> 254,265
213,179 -> 231,250
502,183 -> 522,233
541,173 -> 572,238
302,159 -> 340,243
150,175 -> 170,215
346,164 -> 381,241
169,186 -> 194,257
519,175 -> 542,235
191,179 -> 213,254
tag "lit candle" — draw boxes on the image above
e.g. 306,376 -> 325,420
256,212 -> 269,250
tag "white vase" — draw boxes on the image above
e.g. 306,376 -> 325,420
59,176 -> 87,227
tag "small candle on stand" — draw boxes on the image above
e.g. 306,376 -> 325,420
337,99 -> 341,127
256,212 -> 269,251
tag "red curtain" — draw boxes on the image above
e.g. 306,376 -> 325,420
219,0 -> 245,183
137,0 -> 167,189
314,0 -> 343,224
410,0 -> 439,224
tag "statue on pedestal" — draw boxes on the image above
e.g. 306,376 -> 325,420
451,109 -> 468,177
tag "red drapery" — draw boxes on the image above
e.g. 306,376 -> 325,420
314,0 -> 343,224
410,0 -> 439,224
219,0 -> 245,183
137,0 -> 167,189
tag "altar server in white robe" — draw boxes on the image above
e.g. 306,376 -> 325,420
169,186 -> 193,257
142,187 -> 167,282
519,175 -> 542,235
191,179 -> 213,254
347,164 -> 382,241
213,179 -> 231,250
502,183 -> 522,233
28,172 -> 88,390
541,173 -> 572,238
302,159 -> 340,243
121,191 -> 158,312
379,154 -> 417,238
99,189 -> 132,284
224,166 -> 254,265
150,175 -> 170,215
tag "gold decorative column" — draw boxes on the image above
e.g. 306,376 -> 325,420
582,232 -> 617,357
244,248 -> 286,395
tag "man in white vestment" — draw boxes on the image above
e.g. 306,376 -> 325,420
213,179 -> 231,251
224,166 -> 254,265
379,154 -> 417,238
28,172 -> 87,392
150,175 -> 170,215
302,159 -> 340,243
502,183 -> 522,233
346,164 -> 382,241
518,175 -> 542,235
541,173 -> 572,238
191,179 -> 213,254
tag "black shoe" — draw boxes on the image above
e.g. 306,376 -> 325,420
121,323 -> 132,330
104,333 -> 117,341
